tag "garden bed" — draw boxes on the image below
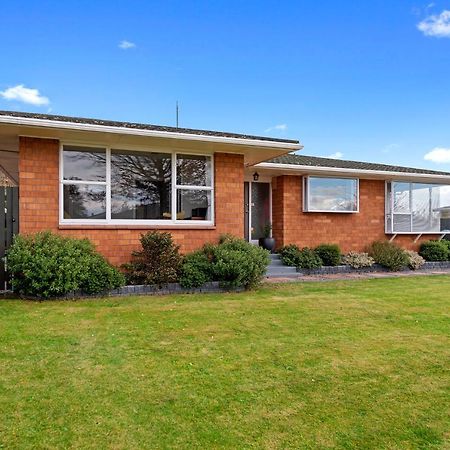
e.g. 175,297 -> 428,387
296,261 -> 450,276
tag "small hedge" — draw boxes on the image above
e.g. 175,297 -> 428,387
123,231 -> 183,285
7,232 -> 125,299
279,245 -> 322,269
419,240 -> 450,262
278,244 -> 301,267
314,244 -> 341,266
180,235 -> 269,289
367,241 -> 408,272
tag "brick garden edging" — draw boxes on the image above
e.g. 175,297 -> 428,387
57,282 -> 244,299
108,282 -> 244,297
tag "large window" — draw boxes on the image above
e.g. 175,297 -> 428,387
386,181 -> 450,233
303,176 -> 359,212
61,145 -> 213,224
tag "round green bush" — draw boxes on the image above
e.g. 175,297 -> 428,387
180,235 -> 269,289
7,232 -> 125,298
180,250 -> 212,288
367,241 -> 408,272
296,247 -> 323,269
278,244 -> 301,267
419,240 -> 450,262
278,244 -> 322,269
314,244 -> 341,266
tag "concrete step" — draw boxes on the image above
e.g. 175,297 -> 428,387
266,272 -> 300,279
266,266 -> 298,276
268,259 -> 284,267
268,253 -> 281,260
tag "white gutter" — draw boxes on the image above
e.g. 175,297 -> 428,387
0,115 -> 301,150
256,162 -> 450,182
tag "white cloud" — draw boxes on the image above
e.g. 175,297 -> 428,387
424,147 -> 450,163
417,10 -> 450,37
327,151 -> 344,159
265,124 -> 287,132
119,40 -> 136,49
0,84 -> 49,106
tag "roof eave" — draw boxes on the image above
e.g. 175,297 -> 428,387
255,162 -> 450,182
0,115 -> 301,150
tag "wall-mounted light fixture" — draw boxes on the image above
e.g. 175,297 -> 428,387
253,172 -> 259,181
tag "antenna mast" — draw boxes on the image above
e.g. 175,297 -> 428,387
176,101 -> 179,128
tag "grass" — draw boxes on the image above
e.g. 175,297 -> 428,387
0,276 -> 449,449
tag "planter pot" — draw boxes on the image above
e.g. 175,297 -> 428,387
259,237 -> 276,253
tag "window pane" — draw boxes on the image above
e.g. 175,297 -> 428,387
308,177 -> 357,212
393,214 -> 411,232
177,155 -> 211,186
412,184 -> 434,232
111,150 -> 172,220
63,184 -> 106,219
390,182 -> 450,233
436,185 -> 450,231
63,146 -> 106,182
176,189 -> 211,221
393,182 -> 410,213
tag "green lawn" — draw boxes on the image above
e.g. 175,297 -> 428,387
0,277 -> 449,449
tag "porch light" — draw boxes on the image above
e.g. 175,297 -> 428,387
253,172 -> 259,181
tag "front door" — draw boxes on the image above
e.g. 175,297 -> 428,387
244,182 -> 271,243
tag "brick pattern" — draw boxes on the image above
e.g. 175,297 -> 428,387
271,175 -> 437,252
19,137 -> 244,266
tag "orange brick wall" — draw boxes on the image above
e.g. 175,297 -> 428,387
19,137 -> 244,266
271,175 -> 437,252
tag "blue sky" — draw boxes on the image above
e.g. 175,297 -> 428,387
1,1 -> 450,169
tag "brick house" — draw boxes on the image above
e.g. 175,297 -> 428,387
1,110 -> 450,266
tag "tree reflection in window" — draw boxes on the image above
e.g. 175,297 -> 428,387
63,147 -> 106,182
177,155 -> 211,186
63,184 -> 106,219
111,150 -> 172,220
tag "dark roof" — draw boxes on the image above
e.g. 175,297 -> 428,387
267,153 -> 450,176
0,110 -> 299,145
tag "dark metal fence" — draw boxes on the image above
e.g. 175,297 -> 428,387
1,187 -> 18,289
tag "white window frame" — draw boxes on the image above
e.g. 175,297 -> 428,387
59,143 -> 214,226
385,180 -> 449,235
303,176 -> 359,213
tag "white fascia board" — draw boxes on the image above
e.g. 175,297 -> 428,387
0,115 -> 301,150
256,162 -> 450,182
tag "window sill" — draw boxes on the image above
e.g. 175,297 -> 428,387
59,224 -> 216,230
385,232 -> 449,235
303,210 -> 359,214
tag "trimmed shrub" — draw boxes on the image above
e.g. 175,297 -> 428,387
123,231 -> 183,285
278,244 -> 301,267
179,250 -> 212,288
296,247 -> 323,269
405,250 -> 425,270
440,239 -> 450,255
180,235 -> 269,289
342,252 -> 375,269
7,231 -> 124,298
279,245 -> 322,269
367,241 -> 408,272
314,244 -> 341,266
419,240 -> 450,262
